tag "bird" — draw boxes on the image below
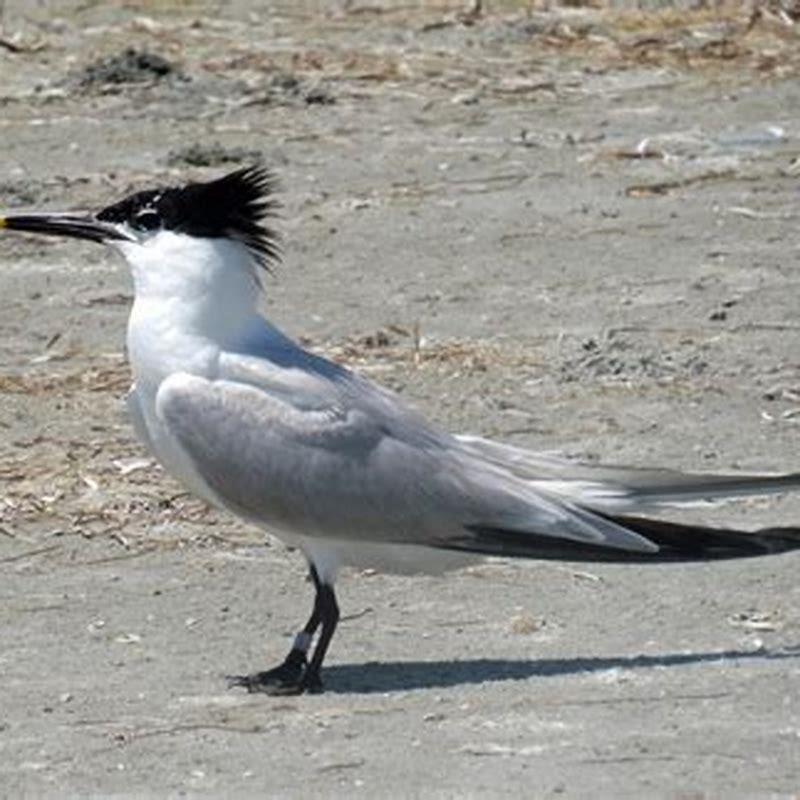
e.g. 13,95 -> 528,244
2,165 -> 800,695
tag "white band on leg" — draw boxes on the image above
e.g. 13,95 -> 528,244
293,631 -> 313,653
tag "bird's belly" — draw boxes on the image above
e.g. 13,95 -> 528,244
283,533 -> 479,583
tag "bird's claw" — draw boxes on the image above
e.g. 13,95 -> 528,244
227,650 -> 324,695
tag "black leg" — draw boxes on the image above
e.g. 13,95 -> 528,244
227,566 -> 338,695
300,581 -> 339,694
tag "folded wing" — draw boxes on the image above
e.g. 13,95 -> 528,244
457,435 -> 800,510
153,357 -> 660,560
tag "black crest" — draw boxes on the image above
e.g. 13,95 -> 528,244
97,166 -> 280,268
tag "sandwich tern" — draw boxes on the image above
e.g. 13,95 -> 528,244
2,166 -> 799,694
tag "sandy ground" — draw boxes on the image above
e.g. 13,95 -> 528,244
1,2 -> 800,797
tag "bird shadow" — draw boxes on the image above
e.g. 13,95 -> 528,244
321,646 -> 800,694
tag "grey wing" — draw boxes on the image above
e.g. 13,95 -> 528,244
457,435 -> 800,509
218,350 -> 455,449
154,367 -> 658,554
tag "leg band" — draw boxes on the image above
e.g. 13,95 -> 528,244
293,631 -> 313,654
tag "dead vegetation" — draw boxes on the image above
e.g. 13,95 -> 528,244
4,1 -> 800,113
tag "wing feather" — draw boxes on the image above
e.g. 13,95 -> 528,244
154,366 -> 659,558
457,435 -> 800,509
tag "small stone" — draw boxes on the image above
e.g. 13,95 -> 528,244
509,613 -> 545,634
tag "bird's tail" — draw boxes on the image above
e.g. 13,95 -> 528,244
456,434 -> 800,510
447,435 -> 800,562
449,514 -> 800,563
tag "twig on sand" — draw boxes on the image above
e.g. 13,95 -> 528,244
0,543 -> 61,564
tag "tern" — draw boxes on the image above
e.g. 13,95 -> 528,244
2,166 -> 800,695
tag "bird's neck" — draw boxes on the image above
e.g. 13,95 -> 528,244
122,234 -> 264,392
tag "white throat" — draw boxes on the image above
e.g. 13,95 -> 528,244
118,231 -> 263,391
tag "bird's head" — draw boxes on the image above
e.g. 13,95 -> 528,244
0,166 -> 280,301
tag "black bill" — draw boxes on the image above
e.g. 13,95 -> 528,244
0,212 -> 132,243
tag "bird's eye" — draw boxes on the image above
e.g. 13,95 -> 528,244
134,209 -> 161,231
